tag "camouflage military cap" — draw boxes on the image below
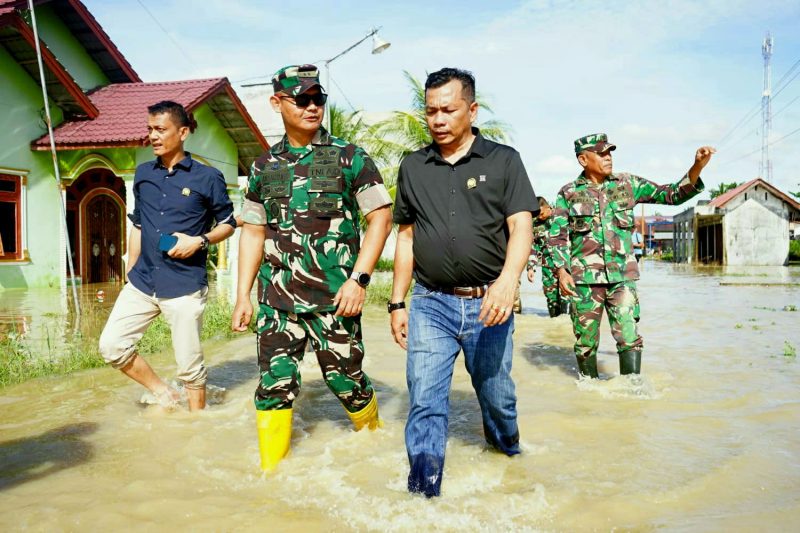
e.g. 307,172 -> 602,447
574,133 -> 617,155
271,64 -> 324,96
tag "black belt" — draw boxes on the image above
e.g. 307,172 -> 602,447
438,285 -> 489,299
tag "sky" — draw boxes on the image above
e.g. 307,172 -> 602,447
87,0 -> 800,215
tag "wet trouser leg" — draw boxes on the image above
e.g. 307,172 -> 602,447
405,285 -> 461,497
605,281 -> 643,374
570,284 -> 605,378
461,299 -> 520,456
304,312 -> 374,413
254,305 -> 374,412
406,284 -> 519,497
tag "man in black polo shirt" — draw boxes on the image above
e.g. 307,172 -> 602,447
99,100 -> 236,411
389,68 -> 537,497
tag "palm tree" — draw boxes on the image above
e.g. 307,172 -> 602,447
328,103 -> 398,189
328,71 -> 513,197
709,181 -> 741,199
372,71 -> 513,165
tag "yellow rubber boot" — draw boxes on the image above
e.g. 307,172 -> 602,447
347,394 -> 382,431
256,409 -> 292,472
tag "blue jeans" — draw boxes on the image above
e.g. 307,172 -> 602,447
405,282 -> 520,497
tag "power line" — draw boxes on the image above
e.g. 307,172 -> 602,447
774,57 -> 800,89
717,124 -> 800,166
329,73 -> 358,112
773,92 -> 800,120
717,53 -> 800,148
772,64 -> 800,100
134,0 -> 196,67
717,103 -> 761,148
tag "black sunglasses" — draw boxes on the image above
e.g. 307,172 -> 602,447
281,92 -> 328,108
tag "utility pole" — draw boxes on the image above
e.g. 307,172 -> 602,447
760,32 -> 773,182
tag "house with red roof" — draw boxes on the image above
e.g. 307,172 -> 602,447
672,178 -> 800,265
0,0 -> 267,288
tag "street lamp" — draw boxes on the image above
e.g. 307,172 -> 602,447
324,27 -> 391,130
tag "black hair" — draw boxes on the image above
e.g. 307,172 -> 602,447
147,100 -> 197,132
537,196 -> 550,208
425,68 -> 476,103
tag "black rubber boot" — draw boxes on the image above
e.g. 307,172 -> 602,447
619,350 -> 642,375
576,355 -> 598,378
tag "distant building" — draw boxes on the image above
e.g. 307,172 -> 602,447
0,0 -> 267,289
635,215 -> 674,254
672,178 -> 800,265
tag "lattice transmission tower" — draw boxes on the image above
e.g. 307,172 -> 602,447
760,32 -> 773,182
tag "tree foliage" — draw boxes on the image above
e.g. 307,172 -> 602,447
709,181 -> 740,199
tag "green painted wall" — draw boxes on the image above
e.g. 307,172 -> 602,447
0,15 -> 243,290
34,5 -> 109,91
0,44 -> 66,289
0,68 -> 241,289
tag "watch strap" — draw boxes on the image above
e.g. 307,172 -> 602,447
387,301 -> 406,313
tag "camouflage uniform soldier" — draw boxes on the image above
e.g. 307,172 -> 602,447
232,65 -> 393,471
551,133 -> 715,378
526,197 -> 564,317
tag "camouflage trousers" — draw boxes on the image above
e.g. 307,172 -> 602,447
542,266 -> 560,308
570,281 -> 642,362
254,304 -> 374,413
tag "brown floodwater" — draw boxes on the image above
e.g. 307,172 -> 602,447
1,262 -> 799,531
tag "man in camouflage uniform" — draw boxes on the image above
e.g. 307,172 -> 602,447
526,196 -> 564,317
232,65 -> 393,471
551,133 -> 714,378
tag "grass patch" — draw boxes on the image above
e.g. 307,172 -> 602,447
365,278 -> 394,306
784,341 -> 797,358
0,298 -> 236,389
790,240 -> 800,261
374,258 -> 394,272
0,332 -> 104,388
365,277 -> 414,307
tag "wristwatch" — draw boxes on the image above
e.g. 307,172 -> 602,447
350,271 -> 371,288
387,301 -> 406,313
199,234 -> 210,250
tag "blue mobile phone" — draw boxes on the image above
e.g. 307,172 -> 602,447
158,233 -> 178,252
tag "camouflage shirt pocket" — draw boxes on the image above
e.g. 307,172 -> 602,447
613,207 -> 634,229
569,202 -> 595,233
309,195 -> 344,218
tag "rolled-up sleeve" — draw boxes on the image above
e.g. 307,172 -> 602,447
209,171 -> 236,228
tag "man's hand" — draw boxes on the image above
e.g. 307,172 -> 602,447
526,266 -> 535,283
168,232 -> 203,259
390,308 -> 409,349
557,268 -> 577,297
231,298 -> 253,332
694,146 -> 716,170
334,279 -> 365,317
478,275 -> 516,327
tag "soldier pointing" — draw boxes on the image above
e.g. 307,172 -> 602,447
550,133 -> 714,378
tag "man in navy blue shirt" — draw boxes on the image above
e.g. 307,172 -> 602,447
99,101 -> 236,411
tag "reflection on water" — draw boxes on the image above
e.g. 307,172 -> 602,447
0,273 -> 236,354
1,263 -> 799,530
